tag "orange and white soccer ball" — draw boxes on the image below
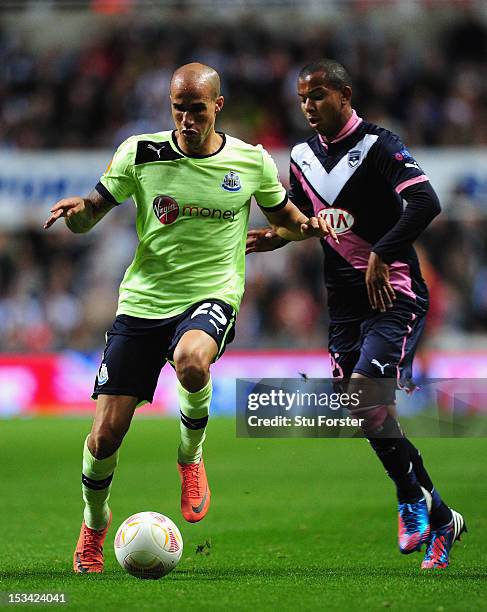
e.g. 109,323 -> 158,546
114,512 -> 183,579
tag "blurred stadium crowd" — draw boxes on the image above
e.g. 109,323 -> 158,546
1,13 -> 487,149
0,7 -> 487,353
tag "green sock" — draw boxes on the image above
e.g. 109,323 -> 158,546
82,436 -> 118,530
177,377 -> 212,464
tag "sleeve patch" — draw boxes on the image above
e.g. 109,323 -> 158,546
393,147 -> 412,161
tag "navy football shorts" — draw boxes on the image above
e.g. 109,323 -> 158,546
92,299 -> 236,404
329,300 -> 427,402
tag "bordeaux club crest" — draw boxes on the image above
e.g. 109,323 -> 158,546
348,150 -> 361,167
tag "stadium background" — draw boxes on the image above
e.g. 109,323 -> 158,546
1,3 -> 486,610
0,0 -> 486,417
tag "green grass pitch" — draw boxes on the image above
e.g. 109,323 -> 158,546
1,418 -> 486,611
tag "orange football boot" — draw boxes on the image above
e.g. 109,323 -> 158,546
177,458 -> 211,523
73,512 -> 112,573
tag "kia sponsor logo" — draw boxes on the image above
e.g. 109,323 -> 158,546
317,208 -> 355,234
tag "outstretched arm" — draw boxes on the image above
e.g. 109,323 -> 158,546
246,227 -> 289,254
44,189 -> 115,233
261,200 -> 338,243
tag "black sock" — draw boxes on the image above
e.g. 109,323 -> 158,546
365,415 -> 423,503
403,438 -> 452,528
403,438 -> 433,489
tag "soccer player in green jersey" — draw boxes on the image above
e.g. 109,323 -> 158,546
44,62 -> 335,574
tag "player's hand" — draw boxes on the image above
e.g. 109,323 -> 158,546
246,228 -> 285,254
43,196 -> 86,229
300,216 -> 339,243
366,252 -> 396,312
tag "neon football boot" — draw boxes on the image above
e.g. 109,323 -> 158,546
177,458 -> 210,523
73,512 -> 112,573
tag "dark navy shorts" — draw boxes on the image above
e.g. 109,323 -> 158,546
93,299 -> 236,403
329,300 -> 427,401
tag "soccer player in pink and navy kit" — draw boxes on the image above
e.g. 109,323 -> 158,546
247,59 -> 466,569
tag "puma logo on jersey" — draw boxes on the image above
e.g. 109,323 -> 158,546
148,144 -> 165,158
405,162 -> 421,170
371,359 -> 390,375
135,140 -> 183,164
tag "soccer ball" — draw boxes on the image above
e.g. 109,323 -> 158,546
114,512 -> 183,579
